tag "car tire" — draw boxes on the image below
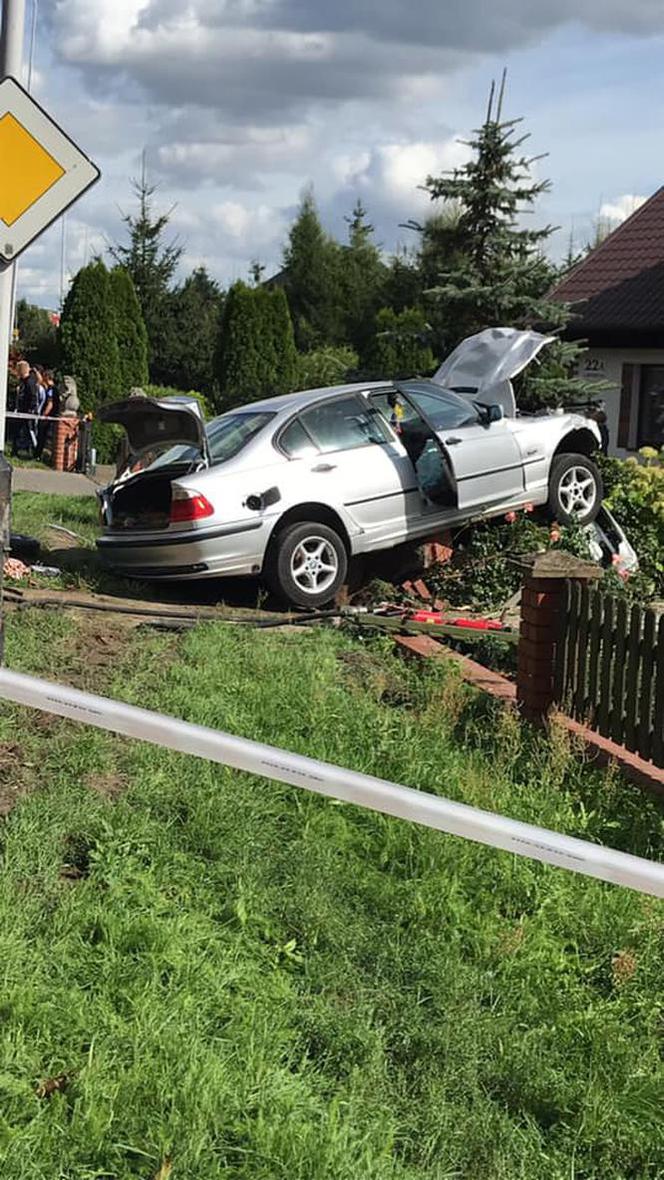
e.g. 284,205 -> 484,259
548,453 -> 603,526
266,521 -> 348,609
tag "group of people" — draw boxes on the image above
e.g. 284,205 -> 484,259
9,360 -> 60,460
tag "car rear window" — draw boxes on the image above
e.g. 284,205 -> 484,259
206,411 -> 275,464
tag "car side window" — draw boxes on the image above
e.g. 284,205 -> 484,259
299,396 -> 390,453
404,387 -> 479,431
369,391 -> 420,430
279,418 -> 319,458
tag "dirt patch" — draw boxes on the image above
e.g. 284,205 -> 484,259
84,770 -> 128,801
0,743 -> 28,817
1,611 -> 179,819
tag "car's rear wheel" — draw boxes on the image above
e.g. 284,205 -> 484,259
266,521 -> 348,608
548,453 -> 602,526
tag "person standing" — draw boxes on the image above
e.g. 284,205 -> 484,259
12,360 -> 40,457
35,369 -> 57,460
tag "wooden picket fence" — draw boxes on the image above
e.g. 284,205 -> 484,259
554,583 -> 664,767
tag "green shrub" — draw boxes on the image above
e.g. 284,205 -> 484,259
363,306 -> 435,379
428,512 -> 591,611
599,454 -> 664,599
293,345 -> 358,391
145,384 -> 213,420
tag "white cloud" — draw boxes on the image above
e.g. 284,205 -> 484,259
599,193 -> 648,224
54,0 -> 152,59
157,125 -> 312,183
334,137 -> 472,213
211,201 -> 287,251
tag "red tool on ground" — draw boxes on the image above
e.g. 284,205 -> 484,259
408,609 -> 507,632
372,603 -> 510,633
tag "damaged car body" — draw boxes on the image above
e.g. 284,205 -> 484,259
97,328 -> 606,608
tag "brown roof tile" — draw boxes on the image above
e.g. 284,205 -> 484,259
552,187 -> 664,333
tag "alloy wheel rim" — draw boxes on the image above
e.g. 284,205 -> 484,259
291,536 -> 339,594
558,465 -> 597,518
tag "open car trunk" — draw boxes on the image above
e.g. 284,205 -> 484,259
103,469 -> 180,531
98,395 -> 209,531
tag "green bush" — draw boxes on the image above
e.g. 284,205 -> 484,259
599,453 -> 664,599
364,306 -> 435,379
293,345 -> 358,391
144,384 -> 213,420
428,512 -> 591,611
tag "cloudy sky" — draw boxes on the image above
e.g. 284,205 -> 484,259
14,0 -> 664,308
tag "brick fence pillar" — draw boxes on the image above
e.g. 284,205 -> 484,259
52,418 -> 79,472
516,551 -> 602,725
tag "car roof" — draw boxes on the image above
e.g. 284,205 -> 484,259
226,381 -> 392,417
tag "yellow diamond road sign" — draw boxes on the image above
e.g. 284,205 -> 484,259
0,76 -> 100,265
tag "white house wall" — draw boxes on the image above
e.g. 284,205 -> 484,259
577,348 -> 664,457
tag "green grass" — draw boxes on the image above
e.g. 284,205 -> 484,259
1,610 -> 664,1178
8,491 -> 106,592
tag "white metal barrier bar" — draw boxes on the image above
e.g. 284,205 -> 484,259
5,411 -> 83,422
1,667 -> 664,898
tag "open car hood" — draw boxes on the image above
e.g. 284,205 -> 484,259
98,396 -> 208,459
432,328 -> 555,417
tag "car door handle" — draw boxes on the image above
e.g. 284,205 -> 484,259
311,463 -> 336,472
445,437 -> 462,445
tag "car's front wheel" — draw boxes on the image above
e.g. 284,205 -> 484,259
548,452 -> 603,526
266,521 -> 348,608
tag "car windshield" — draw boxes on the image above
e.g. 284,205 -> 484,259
141,411 -> 275,471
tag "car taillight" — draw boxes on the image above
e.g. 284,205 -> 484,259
170,488 -> 214,523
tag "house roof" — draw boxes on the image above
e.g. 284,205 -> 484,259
552,187 -> 664,338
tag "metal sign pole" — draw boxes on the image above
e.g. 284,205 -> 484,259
0,454 -> 10,663
0,0 -> 27,453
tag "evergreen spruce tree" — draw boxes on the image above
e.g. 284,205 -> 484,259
340,200 -> 386,358
282,187 -> 343,350
414,75 -> 595,408
59,259 -> 121,413
364,307 -> 435,380
110,156 -> 183,376
109,266 -> 149,393
383,247 -> 423,315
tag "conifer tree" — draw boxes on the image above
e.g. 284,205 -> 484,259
282,188 -> 343,350
59,259 -> 121,413
109,266 -> 149,393
411,74 -> 594,408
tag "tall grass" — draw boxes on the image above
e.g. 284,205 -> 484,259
0,610 -> 663,1178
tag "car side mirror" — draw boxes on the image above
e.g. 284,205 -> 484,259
486,404 -> 504,424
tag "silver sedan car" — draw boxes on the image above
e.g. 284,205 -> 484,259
97,328 -> 603,607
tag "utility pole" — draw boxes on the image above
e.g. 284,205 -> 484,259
0,0 -> 27,453
9,0 -> 37,345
